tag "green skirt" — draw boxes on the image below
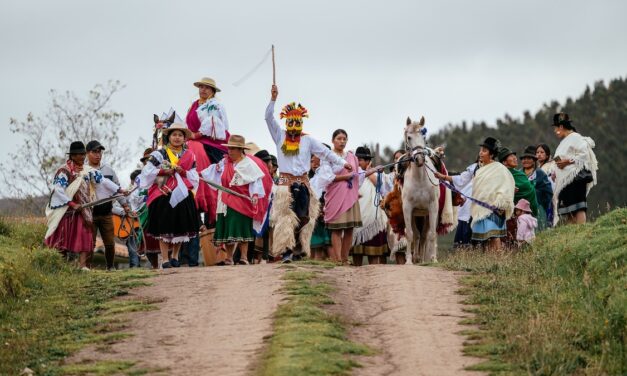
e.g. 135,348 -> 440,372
214,207 -> 254,244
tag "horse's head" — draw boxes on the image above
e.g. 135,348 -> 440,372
152,112 -> 176,149
404,116 -> 427,166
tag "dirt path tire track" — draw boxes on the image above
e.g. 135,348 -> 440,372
325,265 -> 484,376
68,265 -> 285,376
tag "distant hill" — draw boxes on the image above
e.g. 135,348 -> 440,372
0,196 -> 47,217
427,77 -> 627,215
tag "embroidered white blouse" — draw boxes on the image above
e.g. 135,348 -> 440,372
198,98 -> 229,140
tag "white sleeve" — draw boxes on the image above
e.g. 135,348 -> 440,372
265,101 -> 282,144
357,168 -> 366,187
452,167 -> 474,188
310,163 -> 336,199
200,160 -> 224,188
91,170 -> 120,197
310,138 -> 346,168
249,178 -> 266,198
379,172 -> 395,196
49,170 -> 72,209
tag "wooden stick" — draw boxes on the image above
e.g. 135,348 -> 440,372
272,44 -> 276,85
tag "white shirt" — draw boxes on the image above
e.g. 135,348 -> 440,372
452,163 -> 477,222
265,101 -> 346,176
198,98 -> 229,140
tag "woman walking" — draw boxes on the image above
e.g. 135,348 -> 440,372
324,129 -> 362,263
140,124 -> 200,269
201,135 -> 271,265
551,113 -> 598,225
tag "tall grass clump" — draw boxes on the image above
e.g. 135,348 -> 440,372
442,208 -> 626,375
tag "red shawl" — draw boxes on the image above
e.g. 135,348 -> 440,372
146,149 -> 195,207
221,155 -> 272,224
186,140 -> 217,220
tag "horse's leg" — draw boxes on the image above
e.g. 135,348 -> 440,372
426,200 -> 439,263
418,217 -> 427,263
403,207 -> 414,265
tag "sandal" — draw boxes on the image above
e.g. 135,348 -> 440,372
224,259 -> 234,266
238,259 -> 250,265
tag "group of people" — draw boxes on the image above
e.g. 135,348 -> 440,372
43,76 -> 599,269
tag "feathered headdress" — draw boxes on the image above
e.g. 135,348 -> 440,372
280,102 -> 308,120
280,102 -> 308,156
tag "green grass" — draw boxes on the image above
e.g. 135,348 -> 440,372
258,269 -> 372,376
0,218 -> 156,376
441,208 -> 627,375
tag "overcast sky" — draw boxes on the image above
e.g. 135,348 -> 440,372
1,0 -> 626,186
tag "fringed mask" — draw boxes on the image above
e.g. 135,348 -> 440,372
280,102 -> 308,156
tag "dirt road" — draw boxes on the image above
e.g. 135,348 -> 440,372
68,264 -> 482,375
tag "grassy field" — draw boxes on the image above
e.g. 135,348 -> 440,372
258,266 -> 371,376
441,208 -> 626,375
0,217 -> 156,376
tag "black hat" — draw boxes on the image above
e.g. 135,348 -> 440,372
520,145 -> 537,160
355,146 -> 373,159
269,155 -> 278,167
254,149 -> 273,162
140,147 -> 154,163
478,137 -> 500,153
67,141 -> 87,155
498,147 -> 516,163
86,140 -> 105,152
552,112 -> 576,131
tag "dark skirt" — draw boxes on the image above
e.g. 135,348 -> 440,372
203,144 -> 226,165
214,207 -> 254,244
352,230 -> 388,256
558,179 -> 587,215
146,194 -> 199,242
45,211 -> 94,253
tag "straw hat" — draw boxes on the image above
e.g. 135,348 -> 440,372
221,135 -> 250,149
193,77 -> 221,92
162,123 -> 193,139
245,142 -> 261,155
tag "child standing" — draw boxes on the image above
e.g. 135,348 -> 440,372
515,199 -> 537,245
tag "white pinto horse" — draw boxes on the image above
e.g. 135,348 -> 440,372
402,116 -> 440,264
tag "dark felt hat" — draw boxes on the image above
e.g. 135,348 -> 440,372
520,145 -> 538,160
140,147 -> 154,163
67,141 -> 87,154
269,155 -> 278,167
86,140 -> 105,152
479,137 -> 500,153
254,149 -> 273,162
498,147 -> 516,163
552,112 -> 576,131
355,146 -> 373,159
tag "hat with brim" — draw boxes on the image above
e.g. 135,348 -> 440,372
67,141 -> 87,155
498,147 -> 516,163
479,137 -> 500,153
140,147 -> 154,163
355,146 -> 373,159
515,198 -> 532,213
245,142 -> 261,155
520,145 -> 538,160
86,140 -> 105,152
221,135 -> 250,149
270,155 -> 278,167
193,77 -> 221,92
254,149 -> 273,162
162,123 -> 193,139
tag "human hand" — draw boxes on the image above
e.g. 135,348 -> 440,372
123,205 -> 131,213
344,163 -> 353,171
118,188 -> 130,196
555,159 -> 571,169
251,195 -> 259,206
271,85 -> 278,101
68,201 -> 81,210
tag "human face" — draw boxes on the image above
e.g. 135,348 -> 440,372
357,157 -> 370,170
198,84 -> 215,100
87,149 -> 102,166
332,133 -> 347,152
227,147 -> 243,161
478,147 -> 492,164
70,153 -> 86,166
503,154 -> 518,168
553,125 -> 567,139
536,147 -> 548,163
270,165 -> 278,176
310,155 -> 320,170
521,156 -> 535,170
168,130 -> 185,147
393,151 -> 403,162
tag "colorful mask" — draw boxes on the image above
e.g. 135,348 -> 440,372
280,102 -> 308,156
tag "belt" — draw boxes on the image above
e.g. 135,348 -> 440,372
277,173 -> 309,187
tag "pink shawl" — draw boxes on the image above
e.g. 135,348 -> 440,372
324,152 -> 360,223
